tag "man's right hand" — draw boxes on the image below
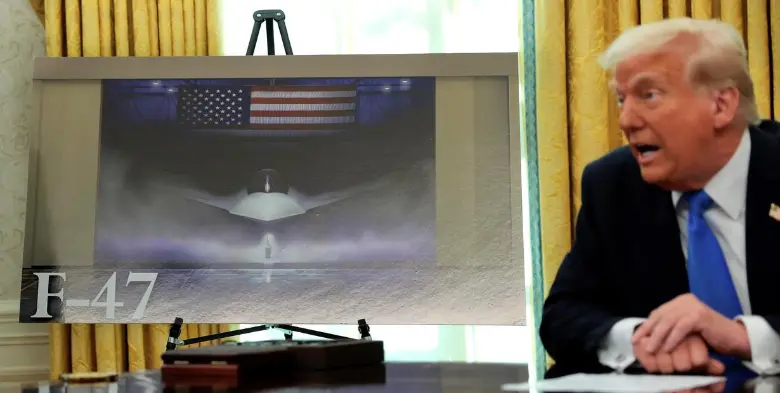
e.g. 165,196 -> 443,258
633,334 -> 725,374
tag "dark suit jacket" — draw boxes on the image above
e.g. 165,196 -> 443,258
540,120 -> 780,370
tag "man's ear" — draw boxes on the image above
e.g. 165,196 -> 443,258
711,87 -> 740,128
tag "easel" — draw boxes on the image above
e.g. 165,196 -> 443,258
246,9 -> 293,56
166,10 -> 372,350
166,318 -> 372,350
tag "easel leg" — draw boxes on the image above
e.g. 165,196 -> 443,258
246,19 -> 264,55
265,21 -> 275,55
277,20 -> 293,55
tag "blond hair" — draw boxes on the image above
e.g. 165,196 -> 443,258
599,18 -> 759,125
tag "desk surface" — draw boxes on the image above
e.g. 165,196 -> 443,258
7,363 -> 529,393
6,362 -> 777,393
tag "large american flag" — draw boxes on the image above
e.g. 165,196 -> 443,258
178,84 -> 357,130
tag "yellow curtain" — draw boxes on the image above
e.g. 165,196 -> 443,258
536,0 -> 780,298
48,323 -> 238,378
37,0 -> 235,380
42,0 -> 221,57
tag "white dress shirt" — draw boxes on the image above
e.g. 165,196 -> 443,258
597,130 -> 780,375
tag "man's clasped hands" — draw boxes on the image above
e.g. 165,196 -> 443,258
631,294 -> 751,374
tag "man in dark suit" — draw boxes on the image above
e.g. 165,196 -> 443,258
540,17 -> 780,376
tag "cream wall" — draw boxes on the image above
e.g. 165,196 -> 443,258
0,0 -> 49,382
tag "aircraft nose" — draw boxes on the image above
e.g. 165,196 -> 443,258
247,168 -> 289,194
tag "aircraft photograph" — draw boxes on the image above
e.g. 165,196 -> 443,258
94,77 -> 437,268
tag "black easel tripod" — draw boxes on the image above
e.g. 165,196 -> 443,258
246,9 -> 293,56
166,317 -> 372,350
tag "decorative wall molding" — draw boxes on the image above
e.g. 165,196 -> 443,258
0,0 -> 49,382
0,300 -> 20,324
0,300 -> 50,382
0,365 -> 49,382
0,332 -> 49,346
0,300 -> 19,316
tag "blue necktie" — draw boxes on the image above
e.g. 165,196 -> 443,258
685,190 -> 742,318
685,190 -> 746,370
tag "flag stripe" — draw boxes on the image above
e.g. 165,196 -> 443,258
249,103 -> 355,111
249,116 -> 355,124
252,85 -> 357,92
250,97 -> 356,105
251,91 -> 356,98
249,110 -> 354,117
242,124 -> 353,130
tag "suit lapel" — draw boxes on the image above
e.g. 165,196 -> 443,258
651,187 -> 690,294
638,181 -> 689,301
744,126 -> 780,314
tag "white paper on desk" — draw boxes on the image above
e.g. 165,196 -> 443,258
502,373 -> 725,393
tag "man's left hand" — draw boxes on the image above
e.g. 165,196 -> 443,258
631,294 -> 751,359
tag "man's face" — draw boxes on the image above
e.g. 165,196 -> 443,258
613,48 -> 717,190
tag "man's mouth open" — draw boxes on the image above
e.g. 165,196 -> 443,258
634,144 -> 660,163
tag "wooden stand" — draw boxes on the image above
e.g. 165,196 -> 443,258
161,340 -> 385,387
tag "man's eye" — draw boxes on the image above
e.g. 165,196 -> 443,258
642,91 -> 658,100
617,96 -> 625,106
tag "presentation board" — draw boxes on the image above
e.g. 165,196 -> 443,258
18,53 -> 525,325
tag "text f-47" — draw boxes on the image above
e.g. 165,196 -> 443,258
31,272 -> 158,320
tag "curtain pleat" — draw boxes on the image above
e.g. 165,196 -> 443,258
184,0 -> 197,55
126,324 -> 146,372
44,0 -> 62,56
49,324 -> 70,374
94,324 -> 118,372
617,0 -> 638,32
691,0 -> 712,20
639,0 -> 663,24
43,0 -> 221,57
535,0 -> 571,299
772,0 -> 780,119
50,322 -> 239,378
566,0 -> 612,219
536,0 -> 780,299
170,0 -> 186,56
206,0 -> 220,56
194,0 -> 208,55
64,0 -> 81,56
667,0 -> 686,18
158,0 -> 173,56
131,0 -> 151,56
147,0 -> 160,56
98,0 -> 112,56
115,0 -> 131,56
81,0 -> 100,57
747,1 -> 771,118
38,0 -> 233,381
70,324 -> 95,372
719,1 -> 743,36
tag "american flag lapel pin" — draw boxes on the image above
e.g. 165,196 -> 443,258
769,203 -> 780,221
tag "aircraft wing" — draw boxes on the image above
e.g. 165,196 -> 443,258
180,188 -> 247,211
293,173 -> 394,210
147,173 -> 246,211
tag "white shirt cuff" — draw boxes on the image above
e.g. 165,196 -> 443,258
736,315 -> 780,375
752,379 -> 779,393
598,317 -> 646,372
